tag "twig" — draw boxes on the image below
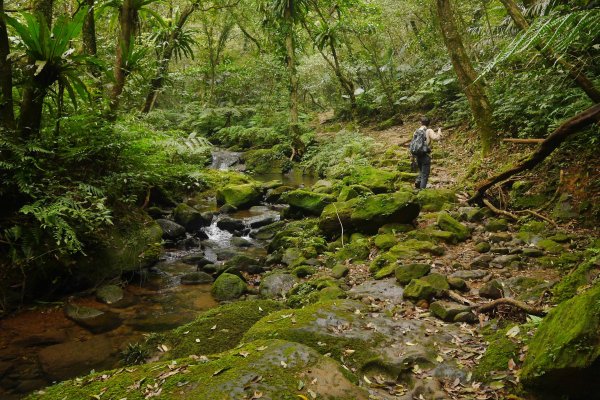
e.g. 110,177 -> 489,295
483,199 -> 519,220
477,298 -> 546,316
447,290 -> 476,306
515,209 -> 558,227
502,138 -> 544,144
333,203 -> 344,246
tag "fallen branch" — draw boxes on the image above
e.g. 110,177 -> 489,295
477,298 -> 546,316
502,138 -> 544,144
447,290 -> 476,307
483,199 -> 519,220
469,103 -> 600,204
515,209 -> 558,227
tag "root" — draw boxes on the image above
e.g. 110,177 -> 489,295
477,298 -> 546,316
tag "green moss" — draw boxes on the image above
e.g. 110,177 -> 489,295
334,239 -> 371,262
552,257 -> 599,303
536,239 -> 564,254
350,192 -> 420,233
337,184 -> 373,202
395,263 -> 430,285
521,284 -> 600,390
474,328 -> 521,381
378,223 -> 414,234
407,227 -> 458,244
373,263 -> 397,279
437,212 -> 470,241
28,339 -> 367,400
268,219 -> 327,253
280,189 -> 335,215
151,300 -> 284,360
373,233 -> 397,250
415,189 -> 456,212
292,265 -> 317,278
485,218 -> 508,232
342,166 -> 398,193
242,148 -> 286,174
369,252 -> 398,273
211,273 -> 247,301
389,239 -> 444,258
216,183 -> 261,208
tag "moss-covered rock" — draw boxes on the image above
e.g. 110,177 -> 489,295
211,273 -> 247,301
389,239 -> 444,258
216,183 -> 261,209
378,223 -> 414,234
280,189 -> 335,216
374,233 -> 397,250
552,256 -> 599,303
395,263 -> 431,285
264,185 -> 294,203
342,166 -> 398,193
173,203 -> 209,231
337,184 -> 373,202
474,241 -> 491,253
416,189 -> 456,212
484,218 -> 508,232
403,279 -> 436,302
407,227 -> 458,244
292,265 -> 317,278
474,326 -> 522,381
369,252 -> 398,274
535,239 -> 564,254
259,272 -> 297,299
334,239 -> 371,262
29,339 -> 368,400
268,219 -> 327,254
429,301 -> 472,322
520,284 -> 600,398
437,212 -> 470,241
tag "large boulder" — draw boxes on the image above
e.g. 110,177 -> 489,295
173,203 -> 209,231
343,166 -> 398,193
156,218 -> 186,240
280,189 -> 335,216
259,273 -> 297,299
416,188 -> 456,212
216,183 -> 261,209
211,273 -> 247,301
520,284 -> 600,398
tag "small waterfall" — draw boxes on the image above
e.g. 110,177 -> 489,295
210,149 -> 242,171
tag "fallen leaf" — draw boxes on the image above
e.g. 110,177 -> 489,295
212,367 -> 231,376
297,380 -> 305,390
211,325 -> 217,330
506,326 -> 520,338
238,351 -> 250,358
307,389 -> 317,399
363,375 -> 372,385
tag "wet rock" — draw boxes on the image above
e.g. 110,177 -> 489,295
454,311 -> 477,323
280,189 -> 335,216
485,218 -> 508,232
178,251 -> 205,265
211,273 -> 247,301
216,216 -> 245,232
470,255 -> 492,268
395,263 -> 431,285
331,264 -> 349,279
265,185 -> 294,203
64,304 -> 122,334
430,301 -> 471,322
216,183 -> 261,209
522,248 -> 544,257
521,284 -> 600,398
146,206 -> 168,219
155,218 -> 186,240
218,203 -> 238,213
250,220 -> 286,240
437,212 -> 470,241
259,272 -> 297,299
474,241 -> 491,253
479,280 -> 503,299
37,336 -> 119,381
173,203 -> 210,231
181,271 -> 213,284
230,237 -> 252,247
95,284 -> 124,305
247,214 -> 278,229
449,269 -> 488,280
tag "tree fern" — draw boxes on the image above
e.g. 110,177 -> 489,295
481,8 -> 600,76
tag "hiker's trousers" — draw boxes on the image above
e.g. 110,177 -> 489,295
416,153 -> 431,189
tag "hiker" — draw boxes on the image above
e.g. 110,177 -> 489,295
409,116 -> 443,189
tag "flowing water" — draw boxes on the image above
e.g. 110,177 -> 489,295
0,148 -> 315,399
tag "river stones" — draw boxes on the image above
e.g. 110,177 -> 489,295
437,212 -> 470,241
449,269 -> 488,280
216,183 -> 261,209
479,280 -> 503,299
180,271 -> 213,285
64,304 -> 122,334
95,285 -> 125,306
429,301 -> 472,322
173,203 -> 210,231
216,216 -> 245,232
155,219 -> 186,240
395,263 -> 431,285
280,190 -> 336,216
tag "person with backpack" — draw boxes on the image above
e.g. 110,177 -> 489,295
409,116 -> 443,189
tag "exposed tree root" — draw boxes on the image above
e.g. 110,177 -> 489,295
447,290 -> 476,306
469,103 -> 600,204
477,298 -> 546,316
483,199 -> 519,220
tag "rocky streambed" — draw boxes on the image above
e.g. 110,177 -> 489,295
2,150 -> 599,400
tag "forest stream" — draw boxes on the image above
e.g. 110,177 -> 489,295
0,150 -> 318,399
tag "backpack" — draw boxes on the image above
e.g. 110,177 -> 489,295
409,127 -> 430,156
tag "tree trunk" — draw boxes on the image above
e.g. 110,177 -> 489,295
82,0 -> 97,56
109,0 -> 134,114
499,0 -> 600,103
19,0 -> 54,136
0,0 -> 15,130
469,103 -> 600,204
142,5 -> 196,113
284,9 -> 302,157
436,0 -> 496,155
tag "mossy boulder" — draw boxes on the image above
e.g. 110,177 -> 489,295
407,227 -> 458,244
280,189 -> 335,216
268,219 -> 327,254
211,273 -> 247,301
29,339 -> 368,400
552,256 -> 599,303
343,166 -> 398,193
474,326 -> 522,381
259,272 -> 297,299
484,218 -> 508,232
429,301 -> 472,322
152,300 -> 284,360
334,239 -> 371,262
369,252 -> 398,273
416,188 -> 456,212
292,265 -> 317,278
350,192 -> 420,233
374,233 -> 397,250
216,183 -> 261,209
378,223 -> 414,234
520,284 -> 600,398
172,203 -> 209,231
395,263 -> 431,285
265,185 -> 294,203
337,184 -> 373,202
403,279 -> 436,302
389,239 -> 444,258
535,239 -> 564,254
331,264 -> 350,279
437,212 -> 470,241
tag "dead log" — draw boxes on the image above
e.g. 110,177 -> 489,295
502,138 -> 544,144
469,103 -> 600,204
477,298 -> 547,316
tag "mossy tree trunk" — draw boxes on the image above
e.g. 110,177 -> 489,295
436,0 -> 496,155
499,0 -> 600,103
0,0 -> 15,131
283,10 -> 303,158
109,0 -> 135,115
